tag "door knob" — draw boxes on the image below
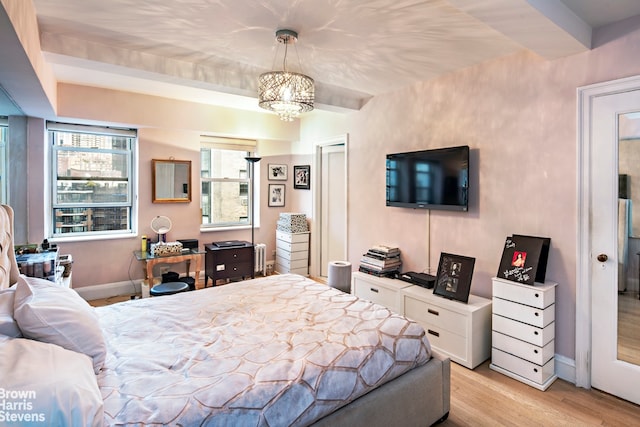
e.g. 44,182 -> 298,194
597,254 -> 608,262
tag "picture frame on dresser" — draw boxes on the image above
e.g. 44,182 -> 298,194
268,184 -> 285,207
268,164 -> 287,180
496,234 -> 551,285
434,252 -> 475,303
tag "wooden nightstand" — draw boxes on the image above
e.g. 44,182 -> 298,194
204,242 -> 254,286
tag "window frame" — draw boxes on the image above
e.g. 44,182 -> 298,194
48,122 -> 138,241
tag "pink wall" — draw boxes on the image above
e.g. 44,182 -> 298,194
302,17 -> 640,361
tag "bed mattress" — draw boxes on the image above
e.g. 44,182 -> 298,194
96,274 -> 431,426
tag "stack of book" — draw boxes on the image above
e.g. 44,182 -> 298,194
359,245 -> 401,277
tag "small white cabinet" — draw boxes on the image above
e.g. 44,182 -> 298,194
351,272 -> 492,369
275,230 -> 310,276
401,285 -> 492,369
490,277 -> 558,390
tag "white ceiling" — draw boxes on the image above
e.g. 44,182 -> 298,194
3,0 -> 640,117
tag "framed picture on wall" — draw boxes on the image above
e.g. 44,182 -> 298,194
268,184 -> 285,207
433,252 -> 475,303
294,165 -> 310,189
268,164 -> 287,181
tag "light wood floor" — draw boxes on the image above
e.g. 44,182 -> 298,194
443,361 -> 639,426
619,291 -> 640,365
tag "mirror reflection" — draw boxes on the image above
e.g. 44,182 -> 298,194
152,159 -> 191,203
618,112 -> 640,366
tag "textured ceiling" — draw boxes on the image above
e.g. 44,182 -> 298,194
3,1 -> 640,117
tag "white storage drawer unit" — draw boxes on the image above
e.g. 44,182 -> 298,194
490,277 -> 558,390
351,272 -> 411,314
401,285 -> 492,369
275,231 -> 310,276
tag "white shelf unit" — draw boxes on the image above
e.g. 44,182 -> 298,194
275,230 -> 310,276
351,271 -> 492,369
490,277 -> 558,391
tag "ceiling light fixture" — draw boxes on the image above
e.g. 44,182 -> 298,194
258,29 -> 314,121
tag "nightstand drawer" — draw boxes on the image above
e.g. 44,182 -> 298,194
491,348 -> 555,385
404,296 -> 467,337
276,248 -> 308,261
216,261 -> 253,277
355,281 -> 398,308
276,255 -> 307,270
422,325 -> 466,362
493,279 -> 555,308
214,247 -> 253,263
276,239 -> 308,253
492,314 -> 554,346
276,230 -> 309,244
493,297 -> 554,328
492,331 -> 554,365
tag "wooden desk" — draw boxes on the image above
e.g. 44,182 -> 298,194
134,249 -> 204,287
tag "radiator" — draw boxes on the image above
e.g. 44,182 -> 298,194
254,243 -> 267,276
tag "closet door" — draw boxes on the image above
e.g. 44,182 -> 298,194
590,88 -> 640,405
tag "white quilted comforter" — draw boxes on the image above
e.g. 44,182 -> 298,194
96,274 -> 431,426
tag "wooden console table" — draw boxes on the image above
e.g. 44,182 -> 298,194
134,249 -> 204,287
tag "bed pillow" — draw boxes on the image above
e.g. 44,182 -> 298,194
13,275 -> 106,374
0,285 -> 21,337
0,336 -> 104,426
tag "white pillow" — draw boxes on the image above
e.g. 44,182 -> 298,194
0,286 -> 21,337
13,276 -> 106,374
0,336 -> 104,426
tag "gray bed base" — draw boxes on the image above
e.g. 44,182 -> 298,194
313,350 -> 451,427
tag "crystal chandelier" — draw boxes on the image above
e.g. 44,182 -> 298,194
258,29 -> 314,121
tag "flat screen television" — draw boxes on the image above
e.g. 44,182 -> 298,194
386,145 -> 469,211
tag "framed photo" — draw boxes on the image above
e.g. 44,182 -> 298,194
293,165 -> 311,190
433,252 -> 475,303
268,184 -> 285,207
268,164 -> 287,181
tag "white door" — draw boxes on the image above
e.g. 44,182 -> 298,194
313,136 -> 348,279
591,88 -> 640,404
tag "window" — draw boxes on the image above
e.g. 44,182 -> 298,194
200,137 -> 257,228
49,122 -> 136,238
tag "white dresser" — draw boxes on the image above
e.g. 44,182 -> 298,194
275,230 -> 310,276
401,285 -> 492,369
490,277 -> 558,390
351,272 -> 492,369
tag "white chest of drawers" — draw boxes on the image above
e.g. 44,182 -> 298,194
490,277 -> 558,390
351,272 -> 492,369
401,285 -> 492,369
275,230 -> 310,276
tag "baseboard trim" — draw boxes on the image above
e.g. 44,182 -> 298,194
555,353 -> 576,384
75,280 -> 141,301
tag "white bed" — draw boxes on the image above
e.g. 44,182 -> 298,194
0,204 -> 450,427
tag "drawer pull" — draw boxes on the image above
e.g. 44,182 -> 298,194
370,287 -> 379,293
428,308 -> 439,316
533,368 -> 539,373
534,349 -> 538,354
534,293 -> 539,298
534,331 -> 539,336
534,312 -> 539,317
427,329 -> 440,337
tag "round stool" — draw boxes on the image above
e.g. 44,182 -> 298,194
150,281 -> 189,296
